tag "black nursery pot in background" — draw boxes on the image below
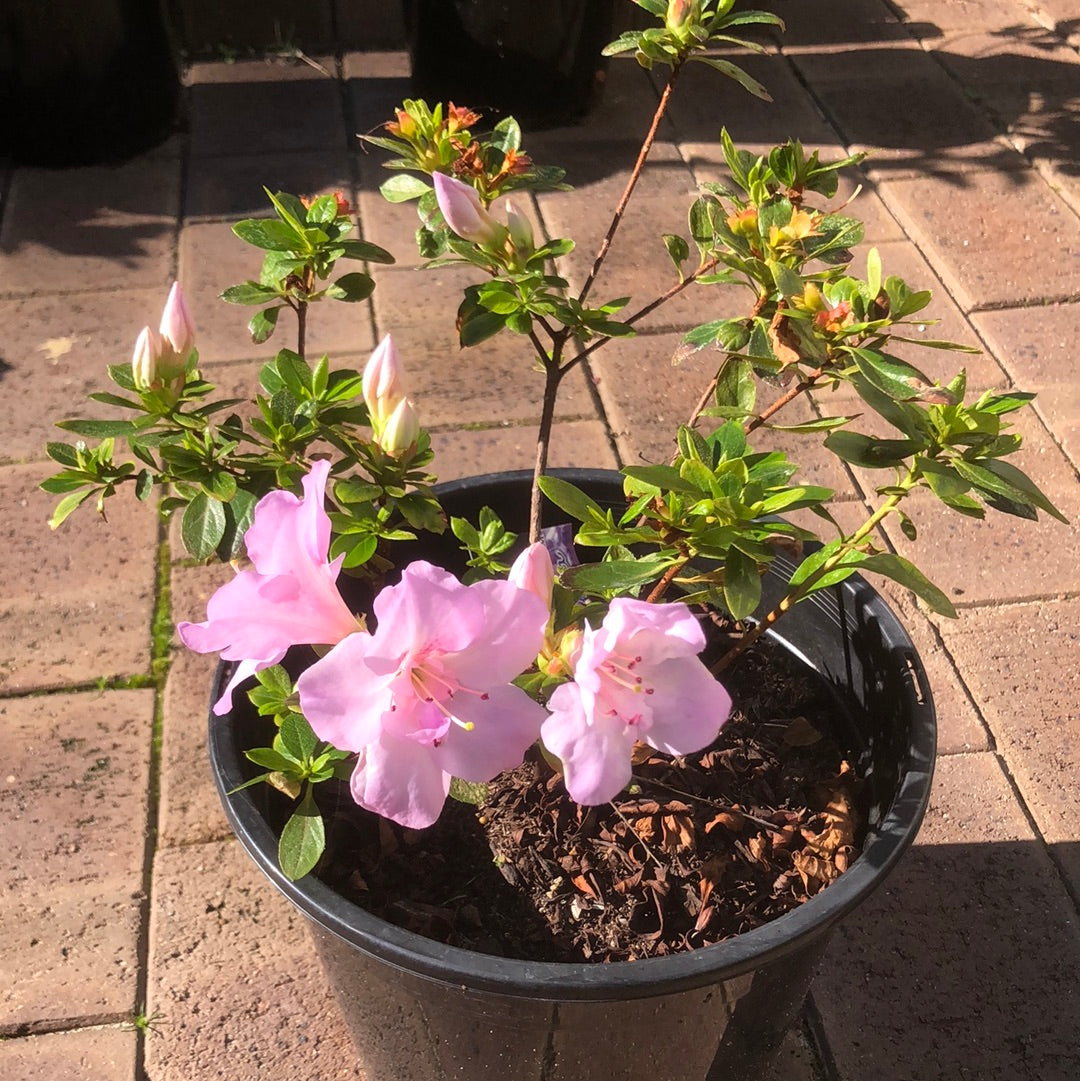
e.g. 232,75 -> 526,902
208,470 -> 937,1081
0,0 -> 180,166
403,0 -> 618,127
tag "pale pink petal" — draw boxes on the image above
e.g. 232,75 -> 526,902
159,281 -> 195,356
601,596 -> 706,660
508,542 -> 554,606
211,658 -> 269,717
296,633 -> 392,751
178,569 -> 357,663
440,578 -> 548,689
362,335 -> 406,428
432,684 -> 547,782
246,458 -> 332,575
372,561 -> 484,657
542,683 -> 634,805
350,732 -> 451,829
641,656 -> 732,755
432,172 -> 504,246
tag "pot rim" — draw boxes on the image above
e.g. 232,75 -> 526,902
208,468 -> 936,1002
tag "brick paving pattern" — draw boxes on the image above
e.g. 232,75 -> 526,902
1,2 -> 1077,1078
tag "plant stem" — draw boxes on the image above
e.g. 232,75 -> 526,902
713,472 -> 918,674
578,67 -> 680,306
296,300 -> 307,360
645,557 -> 688,604
530,337 -> 566,542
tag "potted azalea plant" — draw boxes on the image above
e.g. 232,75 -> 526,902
43,2 -> 1066,1077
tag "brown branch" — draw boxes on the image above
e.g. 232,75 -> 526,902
578,68 -> 681,306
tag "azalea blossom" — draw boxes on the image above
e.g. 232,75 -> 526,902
507,542 -> 554,606
541,598 -> 732,805
158,281 -> 196,368
432,171 -> 506,248
297,561 -> 549,829
178,459 -> 359,715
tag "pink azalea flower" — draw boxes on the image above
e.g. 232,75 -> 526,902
297,561 -> 549,829
541,598 -> 732,805
158,281 -> 195,372
178,460 -> 359,715
432,172 -> 506,248
507,542 -> 554,607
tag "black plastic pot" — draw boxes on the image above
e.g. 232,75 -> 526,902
1,0 -> 180,165
403,0 -> 617,127
208,469 -> 936,1081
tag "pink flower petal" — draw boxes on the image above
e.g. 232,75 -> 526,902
541,683 -> 634,804
350,732 -> 451,829
432,684 -> 547,782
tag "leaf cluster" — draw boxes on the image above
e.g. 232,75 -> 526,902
224,189 -> 394,345
605,1 -> 783,100
236,666 -> 354,880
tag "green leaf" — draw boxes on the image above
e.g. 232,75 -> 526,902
449,777 -> 489,806
380,174 -> 431,203
337,533 -> 378,569
724,547 -> 762,620
561,559 -> 667,594
663,233 -> 690,270
56,418 -> 142,438
233,218 -> 306,252
217,489 -> 257,561
48,488 -> 96,530
849,347 -> 947,404
245,746 -> 297,772
536,475 -> 604,523
714,357 -> 757,416
978,457 -> 1067,522
459,308 -> 507,347
338,239 -> 396,264
693,56 -> 772,101
326,272 -> 375,302
859,553 -> 957,618
621,464 -> 701,496
181,492 -> 227,560
278,788 -> 325,881
278,712 -> 319,762
46,442 -> 80,467
249,306 -> 282,344
220,281 -> 281,305
767,259 -> 803,298
824,430 -> 924,468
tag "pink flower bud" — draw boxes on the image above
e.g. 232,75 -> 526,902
508,543 -> 554,607
505,200 -> 534,260
131,325 -> 162,390
362,335 -> 407,434
158,282 -> 195,362
380,396 -> 420,456
432,172 -> 506,248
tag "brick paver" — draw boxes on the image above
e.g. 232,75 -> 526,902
3,4 -> 1077,1079
0,1027 -> 137,1081
939,598 -> 1080,896
813,752 -> 1080,1081
1,690 -> 153,1032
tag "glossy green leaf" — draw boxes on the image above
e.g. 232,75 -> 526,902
181,492 -> 227,560
278,788 -> 325,881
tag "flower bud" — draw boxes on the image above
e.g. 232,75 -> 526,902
158,282 -> 195,365
666,0 -> 693,30
131,326 -> 162,391
433,172 -> 506,248
505,200 -> 535,261
380,396 -> 420,457
508,542 -> 554,607
362,335 -> 407,435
